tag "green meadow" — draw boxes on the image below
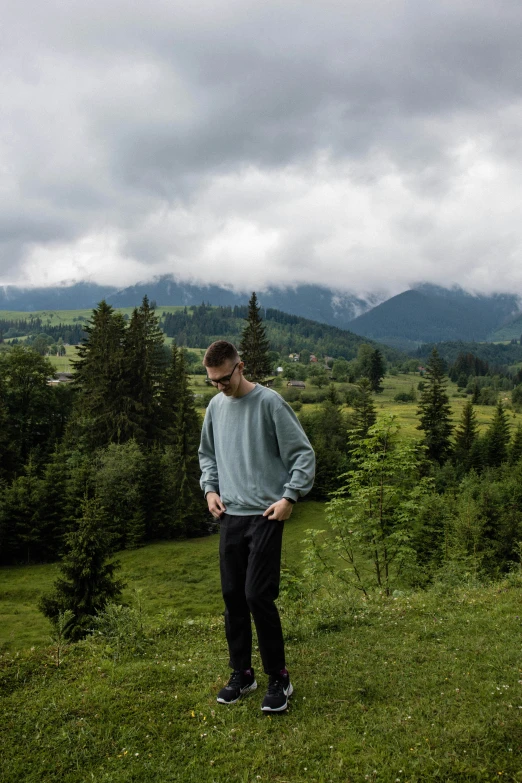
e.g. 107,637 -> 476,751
1,528 -> 522,782
0,305 -> 188,324
0,502 -> 326,653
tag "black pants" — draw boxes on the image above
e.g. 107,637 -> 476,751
219,513 -> 285,675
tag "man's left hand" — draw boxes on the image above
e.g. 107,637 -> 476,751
263,498 -> 294,521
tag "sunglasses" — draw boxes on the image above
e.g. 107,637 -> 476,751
207,362 -> 240,387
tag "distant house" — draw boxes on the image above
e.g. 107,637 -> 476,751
47,372 -> 74,386
310,355 -> 318,363
288,353 -> 300,362
261,378 -> 276,388
287,380 -> 306,389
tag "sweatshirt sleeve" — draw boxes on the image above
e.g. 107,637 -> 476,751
273,402 -> 315,502
198,406 -> 220,496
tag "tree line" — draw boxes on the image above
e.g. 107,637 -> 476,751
0,297 -> 207,569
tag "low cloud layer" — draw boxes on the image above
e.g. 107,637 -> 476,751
2,0 -> 522,296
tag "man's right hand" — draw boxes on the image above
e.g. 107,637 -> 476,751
206,492 -> 226,519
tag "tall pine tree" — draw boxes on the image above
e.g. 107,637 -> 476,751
168,348 -> 207,536
454,400 -> 478,471
509,423 -> 522,465
368,348 -> 385,393
239,292 -> 272,382
351,378 -> 377,437
122,296 -> 166,446
417,348 -> 453,464
71,301 -> 128,449
484,400 -> 510,468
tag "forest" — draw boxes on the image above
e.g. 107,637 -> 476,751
1,296 -> 522,634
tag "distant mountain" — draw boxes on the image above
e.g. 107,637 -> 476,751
0,282 -> 116,311
490,312 -> 522,342
347,285 -> 521,349
0,277 -> 380,328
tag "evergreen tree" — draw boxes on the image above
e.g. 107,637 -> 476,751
300,397 -> 350,499
0,346 -> 57,474
326,383 -> 340,406
454,400 -> 478,470
169,350 -> 207,536
368,348 -> 386,393
39,498 -> 125,641
139,445 -> 175,540
239,292 -> 272,382
71,301 -> 128,449
122,296 -> 167,446
509,424 -> 522,465
484,401 -> 510,468
0,460 -> 43,564
0,373 -> 15,479
94,441 -> 144,550
417,348 -> 453,464
160,341 -> 182,444
38,447 -> 70,561
472,383 -> 480,404
351,378 -> 377,437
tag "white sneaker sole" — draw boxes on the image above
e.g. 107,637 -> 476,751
217,680 -> 258,704
261,682 -> 294,712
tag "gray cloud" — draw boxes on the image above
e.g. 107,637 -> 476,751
1,0 -> 522,296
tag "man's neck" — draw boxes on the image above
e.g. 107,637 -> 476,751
231,378 -> 256,398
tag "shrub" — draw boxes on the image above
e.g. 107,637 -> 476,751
394,391 -> 415,403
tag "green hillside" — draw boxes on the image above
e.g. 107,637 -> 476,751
348,288 -> 520,348
0,304 -> 406,363
490,312 -> 522,342
1,522 -> 521,782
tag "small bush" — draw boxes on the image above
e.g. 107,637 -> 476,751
394,391 -> 415,403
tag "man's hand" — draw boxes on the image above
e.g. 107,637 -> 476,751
263,498 -> 294,521
206,492 -> 226,519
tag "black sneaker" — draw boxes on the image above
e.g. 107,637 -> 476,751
261,670 -> 293,712
217,668 -> 257,704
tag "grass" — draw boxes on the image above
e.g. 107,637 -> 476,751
0,306 -> 188,324
2,506 -> 522,781
0,502 -> 326,653
1,571 -> 522,781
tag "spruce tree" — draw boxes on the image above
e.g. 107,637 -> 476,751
38,447 -> 70,561
368,348 -> 385,393
239,292 -> 272,382
351,378 -> 377,437
303,397 -> 350,498
484,401 -> 511,468
417,348 -> 453,464
0,346 -> 56,473
122,296 -> 166,446
509,424 -> 522,465
0,460 -> 43,564
39,498 -> 124,641
169,350 -> 207,536
454,400 -> 478,470
71,301 -> 128,449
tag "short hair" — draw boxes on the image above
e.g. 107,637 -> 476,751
203,340 -> 240,368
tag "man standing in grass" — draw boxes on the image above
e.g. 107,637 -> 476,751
199,340 -> 315,712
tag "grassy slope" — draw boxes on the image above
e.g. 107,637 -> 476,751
1,573 -> 521,782
0,306 -> 188,323
0,502 -> 326,653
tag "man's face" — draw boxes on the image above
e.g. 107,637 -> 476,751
206,360 -> 243,396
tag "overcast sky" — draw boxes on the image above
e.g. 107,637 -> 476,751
2,0 -> 522,298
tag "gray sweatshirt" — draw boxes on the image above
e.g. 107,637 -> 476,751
198,384 -> 315,515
